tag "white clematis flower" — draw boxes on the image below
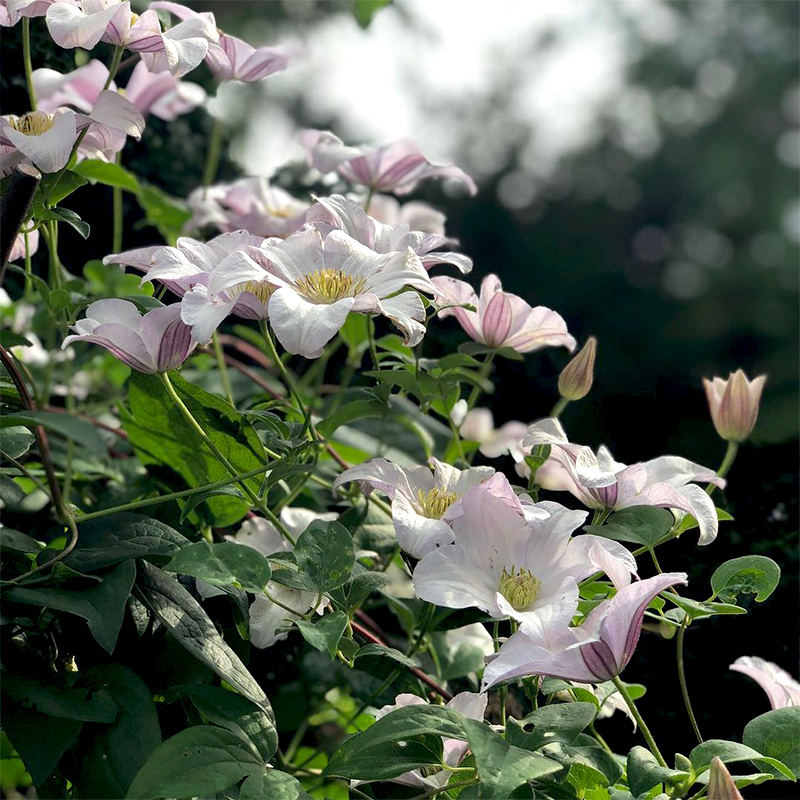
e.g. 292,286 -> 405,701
413,474 -> 637,633
205,227 -> 436,359
525,417 -> 726,545
333,457 -> 495,559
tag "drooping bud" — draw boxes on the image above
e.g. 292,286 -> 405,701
708,757 -> 743,800
702,370 -> 766,443
558,336 -> 597,401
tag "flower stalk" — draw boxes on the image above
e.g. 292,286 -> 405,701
611,676 -> 667,767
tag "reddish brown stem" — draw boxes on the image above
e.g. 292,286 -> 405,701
350,620 -> 453,700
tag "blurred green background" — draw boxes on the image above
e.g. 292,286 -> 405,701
2,0 -> 797,779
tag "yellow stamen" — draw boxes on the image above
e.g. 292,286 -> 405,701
130,12 -> 140,24
416,487 -> 460,519
499,566 -> 540,611
9,111 -> 56,137
230,280 -> 275,304
296,269 -> 367,304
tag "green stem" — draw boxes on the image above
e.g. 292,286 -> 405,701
611,676 -> 667,767
550,396 -> 570,419
212,331 -> 236,407
75,461 -> 284,522
649,547 -> 664,574
588,722 -> 613,755
112,152 -> 123,253
159,371 -> 295,544
202,116 -> 225,188
466,352 -> 495,409
22,17 -> 36,110
706,440 -> 738,496
260,320 -> 314,436
677,618 -> 703,744
367,317 -> 380,370
363,186 -> 375,213
23,231 -> 33,299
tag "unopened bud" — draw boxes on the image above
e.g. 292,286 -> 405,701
702,369 -> 766,443
558,336 -> 597,401
708,757 -> 743,800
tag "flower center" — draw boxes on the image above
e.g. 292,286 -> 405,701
296,269 -> 367,304
499,566 -> 540,611
416,487 -> 460,519
230,280 -> 275,304
9,111 -> 56,137
130,12 -> 140,25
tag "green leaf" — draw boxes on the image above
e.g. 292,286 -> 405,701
567,761 -> 609,795
126,726 -> 263,799
689,739 -> 795,780
68,513 -> 189,571
166,541 -> 271,593
338,500 -> 395,551
353,0 -> 392,28
73,158 -> 140,193
46,206 -> 90,238
177,684 -> 278,763
0,331 -> 34,349
295,611 -> 349,657
461,719 -> 562,798
584,506 -> 674,547
663,592 -> 746,622
354,642 -> 417,669
710,556 -> 780,603
0,705 -> 82,785
4,560 -> 135,653
135,561 -> 272,714
0,528 -> 42,555
38,170 -> 87,205
293,520 -> 355,592
0,673 -> 117,722
507,703 -> 597,750
136,182 -> 191,245
1,426 -> 35,459
743,707 -> 800,779
325,705 -> 464,780
316,399 -> 386,438
240,769 -> 311,800
73,664 -> 162,799
539,740 -> 623,787
1,410 -> 105,457
627,746 -> 690,796
122,372 -> 267,526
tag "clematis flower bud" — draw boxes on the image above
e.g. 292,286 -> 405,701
558,336 -> 597,401
708,758 -> 743,800
63,299 -> 194,373
703,369 -> 767,443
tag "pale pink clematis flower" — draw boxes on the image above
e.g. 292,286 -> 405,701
204,227 -> 435,358
729,656 -> 800,709
368,194 -> 448,236
482,572 -> 688,690
104,230 -> 274,343
432,275 -> 576,354
151,1 -> 297,83
0,90 -> 144,173
308,194 -> 472,273
703,370 -> 767,443
708,757 -> 744,800
524,418 -> 725,545
300,129 -> 477,196
34,59 -> 205,121
369,692 -> 487,791
46,1 -> 218,78
184,178 -> 310,238
197,508 -> 334,648
459,407 -> 529,463
333,457 -> 495,559
0,0 -> 66,26
62,298 -> 194,373
413,476 -> 637,632
7,230 -> 40,262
